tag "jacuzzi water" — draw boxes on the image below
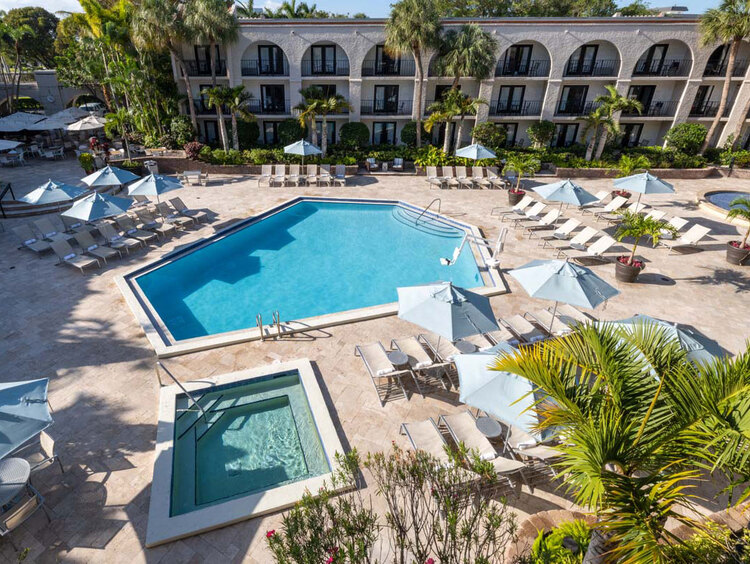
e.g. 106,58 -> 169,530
706,191 -> 750,210
135,200 -> 483,340
170,371 -> 329,516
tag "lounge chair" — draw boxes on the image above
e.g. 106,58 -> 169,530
593,196 -> 628,222
306,164 -> 318,186
98,222 -> 143,253
418,333 -> 462,363
580,190 -> 611,213
660,216 -> 689,240
501,422 -> 560,477
272,164 -> 287,186
365,157 -> 379,172
319,164 -> 332,186
442,166 -> 459,189
155,202 -> 194,229
258,164 -> 273,187
600,201 -> 648,225
501,315 -> 547,344
33,218 -> 73,243
134,209 -> 176,238
493,195 -> 535,220
12,225 -> 51,256
60,215 -> 93,234
660,225 -> 712,253
426,166 -> 445,189
525,309 -> 572,337
12,431 -> 64,475
485,325 -> 520,347
551,226 -> 599,258
0,483 -> 50,551
401,418 -> 452,464
73,230 -> 120,264
455,166 -> 474,189
131,194 -> 151,208
486,167 -> 507,190
644,209 -> 666,222
355,342 -> 413,406
538,218 -> 581,245
553,303 -> 596,326
460,333 -> 496,352
522,209 -> 561,235
510,202 -> 547,228
570,235 -> 617,264
392,157 -> 405,172
169,197 -> 208,223
114,215 -> 159,244
288,164 -> 302,186
472,166 -> 491,189
50,239 -> 100,273
333,164 -> 347,186
392,337 -> 454,390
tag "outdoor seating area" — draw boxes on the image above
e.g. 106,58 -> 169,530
426,165 -> 511,190
257,163 -> 348,187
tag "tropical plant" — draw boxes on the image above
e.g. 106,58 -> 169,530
699,0 -> 750,151
264,0 -> 319,18
170,115 -> 195,146
527,120 -> 556,148
294,86 -> 325,146
399,120 -> 426,146
234,0 -> 259,17
590,84 -> 643,160
616,153 -> 651,177
436,23 -> 497,89
502,153 -> 540,191
581,106 -> 618,162
471,121 -> 507,150
664,122 -> 708,154
615,210 -> 677,268
184,140 -> 204,159
224,85 -> 254,150
727,196 -> 750,249
318,93 -> 351,155
494,322 -> 750,563
0,22 -> 34,113
340,122 -> 370,148
104,107 -> 133,159
529,519 -> 592,563
424,88 -> 464,152
454,94 -> 488,149
385,0 -> 442,147
78,152 -> 95,174
277,118 -> 305,145
202,86 -> 231,150
1,7 -> 58,68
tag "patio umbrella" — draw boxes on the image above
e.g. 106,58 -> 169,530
127,173 -> 182,202
508,259 -> 619,333
455,342 -> 555,442
284,139 -> 321,166
26,117 -> 68,131
62,191 -> 132,221
613,172 -> 674,207
533,179 -> 599,211
0,378 -> 53,460
19,179 -> 87,206
455,143 -> 496,160
0,112 -> 45,133
397,281 -> 499,341
49,107 -> 89,123
0,139 -> 23,151
67,115 -> 107,132
81,165 -> 139,188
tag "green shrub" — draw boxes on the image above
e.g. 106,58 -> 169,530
414,145 -> 451,166
666,522 -> 750,563
170,115 -> 195,146
277,118 -> 304,146
664,123 -> 707,154
400,121 -> 427,147
339,122 -> 370,148
143,133 -> 173,149
471,121 -> 507,151
198,144 -> 213,161
236,120 -> 260,149
78,152 -> 94,173
526,120 -> 556,148
672,151 -> 706,168
529,519 -> 592,564
703,147 -> 722,164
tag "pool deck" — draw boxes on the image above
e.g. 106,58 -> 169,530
1,160 -> 749,562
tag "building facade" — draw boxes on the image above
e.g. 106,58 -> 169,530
171,15 -> 750,149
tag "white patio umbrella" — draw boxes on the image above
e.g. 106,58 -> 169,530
613,172 -> 675,207
19,179 -> 87,206
0,139 -> 23,151
127,173 -> 182,202
533,179 -> 599,211
26,117 -> 69,131
455,143 -> 496,160
62,192 -> 132,221
81,165 -> 140,188
0,112 -> 45,132
284,139 -> 321,166
49,107 -> 89,123
67,115 -> 107,132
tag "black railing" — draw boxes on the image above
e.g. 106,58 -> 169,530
564,59 -> 618,77
689,101 -> 733,118
490,100 -> 542,116
556,100 -> 601,116
301,60 -> 350,76
184,59 -> 226,76
240,59 -> 289,76
495,60 -> 550,77
704,59 -> 749,77
623,100 -> 679,117
633,58 -> 691,77
0,182 -> 15,219
362,59 -> 415,76
193,99 -> 227,115
247,99 -> 290,114
360,99 -> 413,115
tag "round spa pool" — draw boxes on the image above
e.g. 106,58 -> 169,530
706,190 -> 750,210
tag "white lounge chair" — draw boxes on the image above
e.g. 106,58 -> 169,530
501,315 -> 547,344
258,164 -> 273,187
660,225 -> 712,253
401,418 -> 452,464
287,164 -> 301,186
442,166 -> 459,189
525,309 -> 572,337
493,195 -> 535,219
392,337 -> 454,390
571,235 -> 617,264
538,218 -> 581,245
485,325 -> 520,346
644,209 -> 666,222
552,226 -> 599,257
333,164 -> 347,186
426,166 -> 445,189
355,342 -> 413,406
510,202 -> 547,228
272,164 -> 286,186
418,333 -> 462,363
552,303 -> 596,326
593,196 -> 628,222
319,164 -> 332,186
580,190 -> 611,213
486,167 -> 507,189
472,166 -> 491,189
523,209 -> 561,235
50,240 -> 100,273
455,166 -> 474,189
306,164 -> 319,186
660,216 -> 689,240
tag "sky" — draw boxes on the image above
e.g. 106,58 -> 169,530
0,0 -> 724,18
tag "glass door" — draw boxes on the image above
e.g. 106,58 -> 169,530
503,123 -> 518,146
620,124 -> 643,147
376,45 -> 399,75
642,44 -> 668,74
258,45 -> 284,75
503,45 -> 533,75
553,124 -> 579,147
311,45 -> 336,74
558,86 -> 588,115
496,86 -> 525,114
261,85 -> 285,113
374,85 -> 399,113
315,121 -> 336,144
373,122 -> 396,144
627,85 -> 655,113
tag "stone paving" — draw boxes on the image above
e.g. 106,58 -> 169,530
0,161 -> 749,562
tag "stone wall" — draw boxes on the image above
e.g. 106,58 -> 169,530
555,167 -> 720,179
112,156 -> 358,176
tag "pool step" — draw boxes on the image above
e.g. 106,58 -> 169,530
175,394 -> 223,441
392,206 -> 462,238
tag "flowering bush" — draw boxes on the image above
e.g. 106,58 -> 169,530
184,141 -> 204,160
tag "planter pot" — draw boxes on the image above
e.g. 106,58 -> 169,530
508,190 -> 526,206
615,257 -> 644,283
726,242 -> 750,265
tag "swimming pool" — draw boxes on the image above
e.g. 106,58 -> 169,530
125,198 -> 493,353
706,191 -> 750,210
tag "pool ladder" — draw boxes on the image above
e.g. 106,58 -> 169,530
256,310 -> 283,341
155,361 -> 207,420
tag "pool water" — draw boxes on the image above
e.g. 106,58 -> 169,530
170,372 -> 329,516
707,191 -> 750,210
136,201 -> 483,340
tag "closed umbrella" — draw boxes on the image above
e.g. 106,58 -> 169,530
0,378 -> 53,460
81,165 -> 139,188
397,281 -> 499,341
20,179 -> 87,206
62,192 -> 132,221
455,143 -> 496,160
533,179 -> 598,211
67,115 -> 107,132
0,139 -> 23,151
508,259 -> 619,333
127,173 -> 182,203
613,172 -> 674,207
283,139 -> 321,166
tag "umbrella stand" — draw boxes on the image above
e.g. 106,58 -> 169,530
549,301 -> 559,334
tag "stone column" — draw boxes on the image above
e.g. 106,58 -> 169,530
717,67 -> 750,147
668,79 -> 702,147
348,79 -> 362,121
475,79 -> 494,124
540,79 -> 561,121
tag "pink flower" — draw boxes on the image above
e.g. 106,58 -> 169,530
426,559 -> 435,564
326,558 -> 334,564
266,530 -> 275,538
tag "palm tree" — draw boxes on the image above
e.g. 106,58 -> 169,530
318,94 -> 351,156
132,0 -> 198,132
492,323 -> 750,563
264,0 -> 318,18
727,196 -> 750,248
592,85 -> 642,160
700,0 -> 750,151
226,86 -> 254,150
502,153 -> 540,191
294,86 -> 324,146
454,94 -> 488,150
0,23 -> 34,112
202,86 -> 231,150
581,106 -> 617,162
385,0 -> 442,147
234,0 -> 258,17
104,107 -> 133,160
615,211 -> 677,266
616,154 -> 651,177
437,24 -> 497,90
424,89 -> 462,153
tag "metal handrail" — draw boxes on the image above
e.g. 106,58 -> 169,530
273,310 -> 282,339
0,182 -> 15,219
155,361 -> 207,419
257,313 -> 264,341
416,198 -> 442,225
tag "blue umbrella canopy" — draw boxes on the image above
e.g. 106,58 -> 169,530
455,144 -> 496,160
127,173 -> 182,199
19,179 -> 87,205
0,378 -> 53,459
62,192 -> 132,221
397,281 -> 499,341
284,139 -> 322,156
81,165 -> 139,187
613,172 -> 674,196
534,179 -> 598,207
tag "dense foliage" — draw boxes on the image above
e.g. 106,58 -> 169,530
664,122 -> 709,154
339,122 -> 370,148
471,121 -> 508,151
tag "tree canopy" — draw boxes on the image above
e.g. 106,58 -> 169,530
1,7 -> 58,68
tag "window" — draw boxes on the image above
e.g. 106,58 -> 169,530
496,86 -> 525,114
558,86 -> 588,115
315,121 -> 336,144
372,122 -> 396,145
263,121 -> 280,144
311,45 -> 336,74
627,85 -> 655,110
706,45 -> 729,75
553,124 -> 579,147
194,45 -> 220,73
203,120 -> 218,144
692,85 -> 714,114
375,45 -> 399,74
313,85 -> 337,98
502,123 -> 518,146
502,45 -> 533,75
621,124 -> 643,148
434,84 -> 456,101
374,85 -> 399,113
568,44 -> 598,75
261,85 -> 285,112
636,44 -> 668,74
258,45 -> 284,75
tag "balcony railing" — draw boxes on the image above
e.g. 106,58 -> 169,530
360,99 -> 413,115
622,100 -> 678,118
193,99 -> 228,115
184,59 -> 226,76
247,99 -> 290,114
556,100 -> 601,116
495,60 -> 550,77
240,59 -> 289,77
564,59 -> 618,77
689,101 -> 732,118
704,59 -> 749,77
362,59 -> 415,77
490,100 -> 542,116
301,60 -> 350,76
633,58 -> 691,77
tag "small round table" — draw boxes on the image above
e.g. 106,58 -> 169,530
387,350 -> 409,368
0,458 -> 31,507
475,416 -> 504,438
454,340 -> 477,354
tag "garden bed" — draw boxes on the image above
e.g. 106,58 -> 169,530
555,167 -> 719,179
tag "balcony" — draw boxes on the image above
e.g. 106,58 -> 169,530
633,58 -> 691,77
240,59 -> 289,77
495,60 -> 550,77
362,59 -> 415,77
622,100 -> 678,118
192,99 -> 227,115
689,101 -> 732,118
360,99 -> 413,115
564,59 -> 618,77
704,59 -> 749,77
301,60 -> 350,76
184,59 -> 227,77
555,100 -> 601,116
247,99 -> 290,114
489,100 -> 542,117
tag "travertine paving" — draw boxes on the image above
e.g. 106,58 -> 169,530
1,161 -> 748,562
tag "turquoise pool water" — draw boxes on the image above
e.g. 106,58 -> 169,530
171,371 -> 329,516
136,200 -> 483,340
707,191 -> 750,210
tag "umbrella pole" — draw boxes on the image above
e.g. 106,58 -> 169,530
636,192 -> 642,208
549,301 -> 559,335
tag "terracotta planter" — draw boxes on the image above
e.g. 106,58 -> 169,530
615,257 -> 643,283
508,190 -> 526,206
726,242 -> 750,265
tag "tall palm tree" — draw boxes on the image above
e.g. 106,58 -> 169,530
132,0 -> 198,132
202,86 -> 231,150
234,0 -> 258,17
493,322 -> 750,563
385,0 -> 442,147
264,0 -> 318,18
592,84 -> 642,160
700,0 -> 750,151
294,86 -> 324,146
454,94 -> 488,149
437,24 -> 497,90
0,23 -> 33,112
225,85 -> 254,150
104,107 -> 133,160
582,106 -> 617,162
424,89 -> 462,153
317,93 -> 351,155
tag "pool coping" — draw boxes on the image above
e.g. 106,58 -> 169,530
697,188 -> 750,228
146,358 -> 346,547
117,196 -> 508,357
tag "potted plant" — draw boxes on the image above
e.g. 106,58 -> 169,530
78,152 -> 95,174
726,196 -> 750,265
502,154 -> 540,206
614,211 -> 677,283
